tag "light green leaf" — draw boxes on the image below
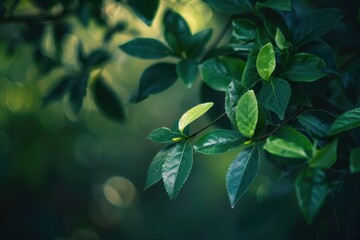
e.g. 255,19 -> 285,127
310,139 -> 337,169
226,146 -> 260,208
350,148 -> 360,173
176,58 -> 199,88
256,43 -> 276,81
162,141 -> 193,200
147,127 -> 184,143
264,127 -> 312,159
178,102 -> 214,133
236,90 -> 258,138
194,129 -> 246,155
295,168 -> 328,224
145,144 -> 175,189
297,110 -> 336,137
258,77 -> 291,120
119,38 -> 172,59
275,28 -> 288,50
283,53 -> 326,82
328,108 -> 360,135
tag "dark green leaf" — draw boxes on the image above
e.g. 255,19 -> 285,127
236,90 -> 258,138
145,144 -> 175,189
43,75 -> 75,106
147,127 -> 184,143
186,29 -> 213,58
257,7 -> 291,41
242,47 -> 261,88
178,102 -> 213,133
328,108 -> 360,135
350,148 -> 360,173
258,77 -> 291,120
295,168 -> 328,224
207,0 -> 252,14
119,38 -> 172,59
69,74 -> 88,113
231,19 -> 258,43
288,83 -> 312,107
135,63 -> 178,103
128,0 -> 160,26
256,42 -> 276,81
341,57 -> 360,103
293,8 -> 345,47
255,0 -> 291,11
176,58 -> 199,88
34,49 -> 57,74
225,80 -> 247,127
92,75 -> 125,122
310,139 -> 337,169
194,129 -> 246,155
283,53 -> 326,82
226,146 -> 260,208
86,49 -> 111,67
77,41 -> 87,66
297,110 -> 336,137
162,141 -> 193,200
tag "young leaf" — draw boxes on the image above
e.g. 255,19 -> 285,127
178,102 -> 214,133
328,108 -> 360,135
206,0 -> 252,14
282,53 -> 326,82
162,141 -> 193,200
293,8 -> 345,47
92,75 -> 125,122
242,48 -> 261,88
275,28 -> 287,50
309,139 -> 337,169
225,80 -> 247,127
176,58 -> 199,88
127,0 -> 160,26
258,77 -> 291,120
194,129 -> 246,155
119,38 -> 172,59
350,148 -> 360,174
297,110 -> 336,137
226,146 -> 260,208
236,90 -> 258,138
264,127 -> 312,159
295,168 -> 328,224
147,127 -> 184,143
135,63 -> 177,103
145,144 -> 175,189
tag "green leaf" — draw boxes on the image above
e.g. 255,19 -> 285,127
119,38 -> 172,59
145,144 -> 175,189
258,78 -> 291,120
92,75 -> 125,122
236,90 -> 258,138
264,127 -> 312,159
176,58 -> 199,88
162,141 -> 193,200
350,148 -> 360,173
69,74 -> 88,113
289,83 -> 312,107
231,19 -> 258,43
297,110 -> 336,137
194,129 -> 246,155
226,146 -> 260,208
242,47 -> 261,88
225,80 -> 247,127
135,63 -> 177,103
275,28 -> 288,50
178,102 -> 214,133
256,0 -> 291,11
328,108 -> 360,135
256,43 -> 276,81
293,8 -> 345,47
43,75 -> 75,106
127,0 -> 160,26
86,49 -> 111,67
163,11 -> 192,53
206,0 -> 252,14
186,29 -> 213,58
295,168 -> 328,224
310,139 -> 337,169
147,127 -> 184,143
283,53 -> 326,82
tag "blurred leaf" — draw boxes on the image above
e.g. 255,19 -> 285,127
258,7 -> 291,41
255,0 -> 291,11
178,102 -> 214,133
289,83 -> 312,107
147,127 -> 184,143
0,0 -> 5,18
225,80 -> 247,127
297,110 -> 336,137
295,168 -> 328,224
186,29 -> 213,58
341,57 -> 360,103
162,141 -> 193,200
236,90 -> 258,138
69,74 -> 88,113
119,38 -> 172,59
176,58 -> 199,88
226,146 -> 260,208
77,41 -> 87,66
350,148 -> 360,173
43,75 -> 75,106
258,78 -> 291,120
242,47 -> 261,88
207,0 -> 252,14
231,19 -> 258,43
34,49 -> 57,74
127,0 -> 160,26
145,144 -> 175,189
92,75 -> 125,122
328,108 -> 360,135
309,139 -> 337,169
293,8 -> 345,47
194,129 -> 246,155
264,127 -> 313,159
256,42 -> 276,81
104,22 -> 127,42
86,49 -> 111,67
135,63 -> 177,102
283,53 -> 326,82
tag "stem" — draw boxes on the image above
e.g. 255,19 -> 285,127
188,112 -> 227,139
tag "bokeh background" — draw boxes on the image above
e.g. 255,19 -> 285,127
0,0 -> 344,239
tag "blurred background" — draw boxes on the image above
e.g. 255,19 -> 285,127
0,0 -> 343,239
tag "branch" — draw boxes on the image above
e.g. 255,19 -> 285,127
188,112 -> 227,139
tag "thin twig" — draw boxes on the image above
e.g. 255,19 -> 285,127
188,112 -> 227,139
